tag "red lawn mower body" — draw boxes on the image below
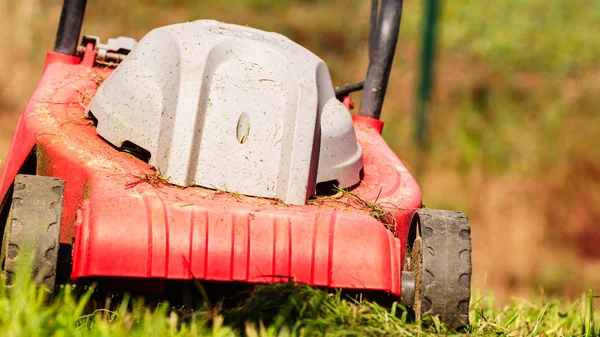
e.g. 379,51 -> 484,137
0,50 -> 420,295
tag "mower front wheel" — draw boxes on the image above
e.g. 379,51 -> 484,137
1,174 -> 65,295
401,208 -> 472,331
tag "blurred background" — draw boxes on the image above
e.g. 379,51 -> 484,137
0,0 -> 598,304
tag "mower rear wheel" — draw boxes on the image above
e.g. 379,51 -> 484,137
1,174 -> 65,295
403,209 -> 472,331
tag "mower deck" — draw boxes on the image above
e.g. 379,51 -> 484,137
0,53 -> 421,295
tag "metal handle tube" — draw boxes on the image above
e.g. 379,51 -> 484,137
359,0 -> 403,120
53,0 -> 88,55
335,81 -> 365,99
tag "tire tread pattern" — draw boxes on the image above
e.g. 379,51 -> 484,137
417,209 -> 472,331
3,174 -> 64,294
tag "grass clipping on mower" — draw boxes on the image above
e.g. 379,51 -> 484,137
124,170 -> 171,189
309,186 -> 397,231
121,173 -> 397,231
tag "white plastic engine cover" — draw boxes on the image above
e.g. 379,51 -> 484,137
87,20 -> 363,205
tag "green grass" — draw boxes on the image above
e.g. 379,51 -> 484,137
1,259 -> 598,336
439,0 -> 600,74
2,283 -> 598,336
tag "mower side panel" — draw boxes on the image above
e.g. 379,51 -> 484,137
0,52 -> 85,237
0,53 -> 79,201
1,55 -> 422,295
0,114 -> 35,198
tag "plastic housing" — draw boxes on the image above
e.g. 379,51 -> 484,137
87,20 -> 363,205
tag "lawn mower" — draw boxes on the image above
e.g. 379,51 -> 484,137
0,0 -> 472,330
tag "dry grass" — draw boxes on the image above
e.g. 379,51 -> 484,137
124,170 -> 171,190
334,186 -> 397,230
307,187 -> 397,230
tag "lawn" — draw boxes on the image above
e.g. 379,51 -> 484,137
1,270 -> 598,337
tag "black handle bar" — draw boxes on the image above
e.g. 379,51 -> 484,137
54,0 -> 87,55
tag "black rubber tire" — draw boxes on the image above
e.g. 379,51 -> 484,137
412,209 -> 472,331
1,174 -> 64,294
